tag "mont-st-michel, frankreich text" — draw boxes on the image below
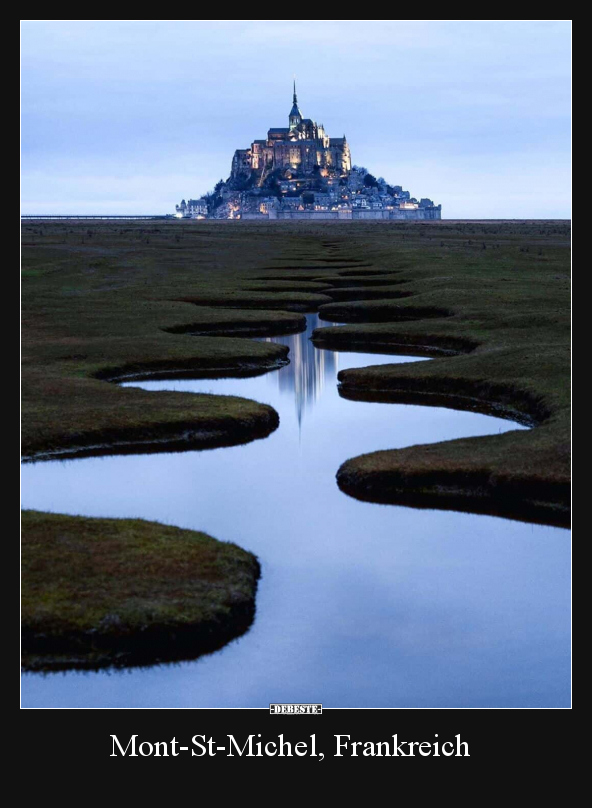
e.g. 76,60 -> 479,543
175,82 -> 441,221
110,734 -> 469,758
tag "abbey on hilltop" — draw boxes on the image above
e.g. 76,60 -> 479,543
175,83 -> 441,220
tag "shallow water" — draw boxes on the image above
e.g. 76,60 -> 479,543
21,315 -> 570,707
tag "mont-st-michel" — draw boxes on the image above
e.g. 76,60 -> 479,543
175,83 -> 441,221
22,19 -> 570,717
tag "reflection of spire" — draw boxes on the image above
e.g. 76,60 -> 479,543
264,314 -> 338,430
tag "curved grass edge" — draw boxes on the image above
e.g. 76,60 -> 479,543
22,409 -> 280,463
312,325 -> 478,357
92,349 -> 289,384
310,258 -> 569,528
318,301 -> 452,323
177,291 -> 333,313
23,347 -> 289,463
21,511 -> 261,672
334,372 -> 569,528
337,454 -> 570,528
163,315 -> 306,338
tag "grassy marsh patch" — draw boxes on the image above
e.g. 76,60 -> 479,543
22,219 -> 571,526
22,511 -> 260,671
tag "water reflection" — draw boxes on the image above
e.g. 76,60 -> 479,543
21,316 -> 570,708
261,315 -> 337,429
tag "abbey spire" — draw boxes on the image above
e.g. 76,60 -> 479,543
289,79 -> 302,130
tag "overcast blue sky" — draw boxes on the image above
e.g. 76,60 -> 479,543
21,20 -> 571,218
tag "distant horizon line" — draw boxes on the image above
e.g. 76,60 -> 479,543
21,214 -> 572,222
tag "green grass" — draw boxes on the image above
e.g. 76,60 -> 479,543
21,219 -> 571,670
307,223 -> 570,525
178,290 -> 333,310
21,510 -> 261,670
22,221 -> 570,509
21,222 -> 312,458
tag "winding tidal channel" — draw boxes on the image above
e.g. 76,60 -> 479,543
21,315 -> 570,707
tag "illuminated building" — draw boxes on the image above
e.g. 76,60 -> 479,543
175,84 -> 441,220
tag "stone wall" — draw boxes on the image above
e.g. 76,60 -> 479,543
239,208 -> 441,221
276,210 -> 341,220
352,210 -> 391,220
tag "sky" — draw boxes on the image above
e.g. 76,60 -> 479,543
21,20 -> 571,218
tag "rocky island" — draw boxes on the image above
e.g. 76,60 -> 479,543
176,83 -> 441,221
